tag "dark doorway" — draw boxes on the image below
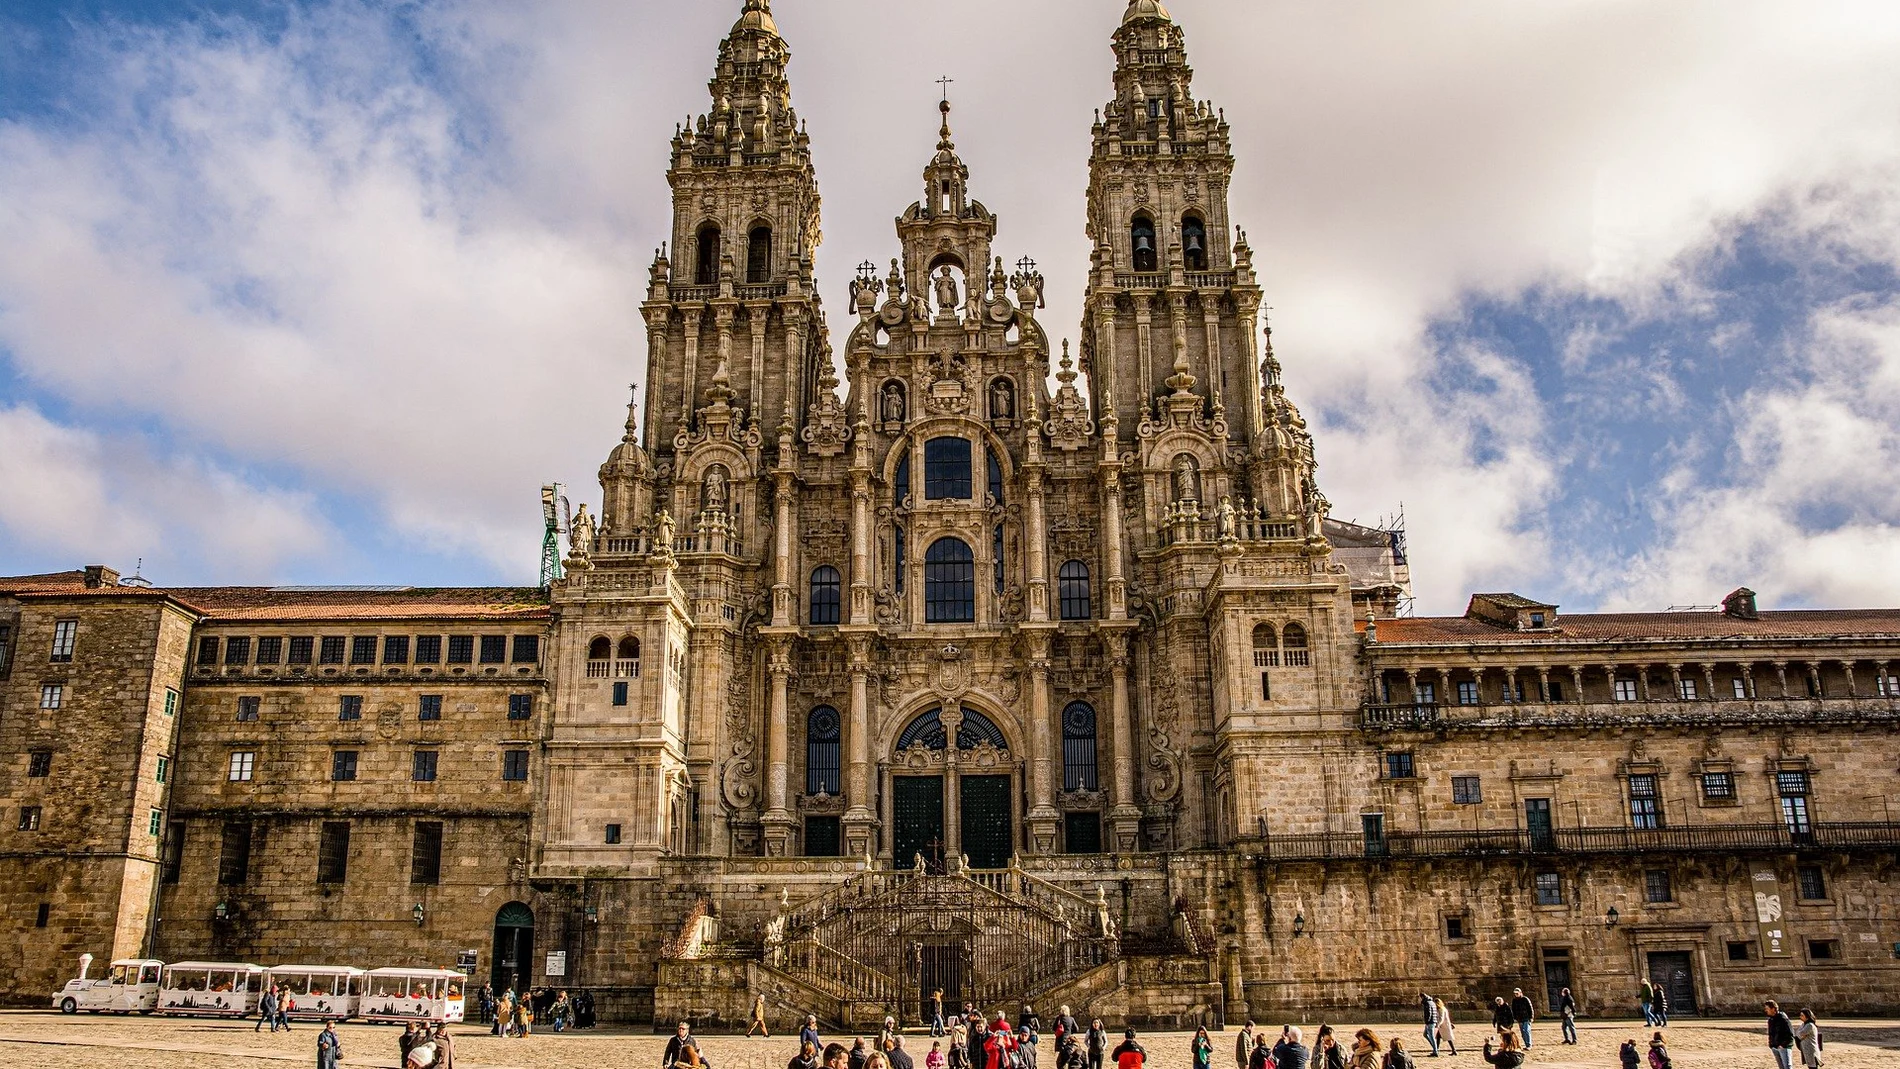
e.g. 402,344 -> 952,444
1542,947 -> 1573,1012
960,775 -> 1012,869
1064,812 -> 1101,854
1647,951 -> 1698,1015
492,902 -> 534,995
804,816 -> 840,858
1525,798 -> 1554,851
917,943 -> 966,1025
894,777 -> 945,872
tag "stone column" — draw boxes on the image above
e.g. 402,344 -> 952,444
849,476 -> 873,624
1740,663 -> 1756,700
681,308 -> 704,429
1025,468 -> 1050,622
1102,464 -> 1129,620
843,639 -> 876,858
1877,661 -> 1892,700
1841,661 -> 1858,697
1774,661 -> 1789,698
1026,632 -> 1059,853
1701,663 -> 1718,702
1107,634 -> 1142,853
1537,667 -> 1552,704
1668,664 -> 1684,702
761,641 -> 795,856
1570,666 -> 1585,706
771,470 -> 795,626
943,704 -> 964,862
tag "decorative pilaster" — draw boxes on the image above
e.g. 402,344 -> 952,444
761,639 -> 795,856
843,636 -> 877,857
1107,633 -> 1142,852
1025,631 -> 1059,854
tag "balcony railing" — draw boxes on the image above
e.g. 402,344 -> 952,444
1362,696 -> 1900,732
1251,821 -> 1900,862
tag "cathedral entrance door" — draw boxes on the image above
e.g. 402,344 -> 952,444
894,776 -> 945,872
959,775 -> 1013,869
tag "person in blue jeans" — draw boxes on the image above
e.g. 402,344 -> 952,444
1765,1000 -> 1796,1069
1509,989 -> 1535,1050
1419,992 -> 1440,1056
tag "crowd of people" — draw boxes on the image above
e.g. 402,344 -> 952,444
472,982 -> 598,1036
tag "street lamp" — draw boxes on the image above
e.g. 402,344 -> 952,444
1292,911 -> 1306,938
413,902 -> 426,927
1605,906 -> 1620,930
214,901 -> 229,922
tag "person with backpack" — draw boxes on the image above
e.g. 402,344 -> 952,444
1646,1032 -> 1672,1069
1619,1038 -> 1642,1069
1557,987 -> 1578,1045
1418,994 -> 1439,1058
1382,1038 -> 1417,1069
1248,1031 -> 1276,1069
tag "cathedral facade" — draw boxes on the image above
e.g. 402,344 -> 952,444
5,0 -> 1900,1026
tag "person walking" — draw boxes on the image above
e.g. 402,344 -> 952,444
1640,980 -> 1656,1028
1086,1020 -> 1107,1069
1796,1008 -> 1822,1069
1488,999 -> 1512,1038
1646,1032 -> 1672,1069
1055,1006 -> 1079,1069
1191,1026 -> 1215,1069
1767,1000 -> 1796,1069
802,1016 -> 825,1054
1479,1032 -> 1522,1069
1653,986 -> 1669,1028
932,991 -> 947,1038
1111,1029 -> 1146,1069
1274,1026 -> 1310,1069
1418,994 -> 1439,1058
276,985 -> 293,1032
257,986 -> 277,1033
1558,987 -> 1578,1045
1508,989 -> 1535,1050
1619,1038 -> 1642,1069
1347,1029 -> 1381,1069
1235,1023 -> 1256,1069
1384,1038 -> 1417,1069
316,1021 -> 343,1069
1433,999 -> 1457,1057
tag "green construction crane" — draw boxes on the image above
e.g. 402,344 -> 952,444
540,483 -> 569,589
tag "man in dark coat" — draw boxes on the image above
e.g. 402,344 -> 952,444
1766,1000 -> 1796,1069
1509,988 -> 1536,1049
890,1035 -> 916,1069
850,1037 -> 870,1069
432,1024 -> 456,1069
663,1021 -> 706,1069
1271,1026 -> 1310,1069
1490,998 -> 1514,1035
970,1017 -> 990,1069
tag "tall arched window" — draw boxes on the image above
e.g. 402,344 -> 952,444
1058,561 -> 1092,620
924,538 -> 976,623
695,223 -> 721,286
1251,623 -> 1277,666
893,525 -> 906,594
1283,622 -> 1309,667
587,636 -> 611,661
809,566 -> 842,626
1283,623 -> 1308,649
805,706 -> 840,795
1131,215 -> 1157,273
987,448 -> 1003,506
616,636 -> 640,660
746,225 -> 772,283
1182,214 -> 1207,271
1062,702 -> 1098,791
924,437 -> 973,499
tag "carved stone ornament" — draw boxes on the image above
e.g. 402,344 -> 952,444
1044,340 -> 1095,452
924,351 -> 975,416
802,362 -> 851,457
932,644 -> 972,697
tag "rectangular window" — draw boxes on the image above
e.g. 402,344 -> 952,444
338,695 -> 363,721
418,694 -> 443,721
923,436 -> 974,499
1452,775 -> 1482,805
502,749 -> 530,781
161,821 -> 185,884
287,636 -> 314,665
349,636 -> 376,665
18,806 -> 42,832
1808,939 -> 1840,961
331,750 -> 358,781
147,808 -> 162,837
1259,672 -> 1271,701
1701,771 -> 1735,800
1383,752 -> 1416,779
318,636 -> 345,665
383,635 -> 410,664
509,694 -> 534,720
612,681 -> 629,707
316,822 -> 350,883
1613,678 -> 1639,702
0,624 -> 10,677
1645,868 -> 1674,903
1534,870 -> 1564,906
1783,795 -> 1813,836
1727,940 -> 1755,962
1445,915 -> 1467,940
1415,682 -> 1436,705
1677,677 -> 1698,700
164,688 -> 177,716
224,636 -> 252,666
479,635 -> 507,664
28,750 -> 51,777
49,619 -> 78,662
412,751 -> 438,782
39,683 -> 63,709
447,635 -> 474,664
236,696 -> 261,722
1777,771 -> 1810,796
410,821 -> 443,884
218,821 -> 252,885
414,635 -> 442,664
604,823 -> 622,845
1628,773 -> 1662,829
155,755 -> 169,784
512,634 -> 540,663
197,636 -> 220,665
255,636 -> 283,665
1797,864 -> 1827,901
227,751 -> 255,782
34,902 -> 50,928
1733,677 -> 1750,698
1456,680 -> 1480,705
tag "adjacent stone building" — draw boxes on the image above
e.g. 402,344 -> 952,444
4,0 -> 1899,1026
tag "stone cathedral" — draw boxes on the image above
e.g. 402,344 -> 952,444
6,0 -> 1900,1027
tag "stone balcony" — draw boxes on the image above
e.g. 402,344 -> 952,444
1361,694 -> 1900,733
1242,820 -> 1900,863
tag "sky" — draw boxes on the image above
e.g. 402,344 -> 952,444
2,0 -> 1900,616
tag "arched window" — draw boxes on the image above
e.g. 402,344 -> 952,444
616,636 -> 640,659
1251,623 -> 1276,667
894,453 -> 910,505
587,636 -> 611,661
695,223 -> 721,286
1058,560 -> 1092,621
746,225 -> 772,283
1132,215 -> 1157,273
987,448 -> 1003,506
924,437 -> 973,500
1182,214 -> 1207,271
810,566 -> 842,626
1283,622 -> 1309,667
805,706 -> 840,795
1062,702 -> 1098,791
1283,623 -> 1308,649
924,538 -> 975,623
895,707 -> 1009,752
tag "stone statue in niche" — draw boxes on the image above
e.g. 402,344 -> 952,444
703,465 -> 729,512
1173,455 -> 1200,504
990,378 -> 1015,420
934,265 -> 960,313
882,382 -> 907,424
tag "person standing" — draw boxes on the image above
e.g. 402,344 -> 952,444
802,1016 -> 824,1053
1111,1029 -> 1146,1069
1766,1002 -> 1797,1069
1086,1020 -> 1108,1069
1418,994 -> 1438,1058
1434,999 -> 1457,1057
1055,1006 -> 1079,1069
1796,1008 -> 1823,1069
1248,1033 -> 1273,1069
1488,999 -> 1512,1038
257,985 -> 277,1033
399,1022 -> 418,1065
1646,1032 -> 1672,1069
1479,1033 -> 1523,1069
1558,987 -> 1578,1045
892,1036 -> 917,1069
970,1016 -> 991,1069
1508,989 -> 1535,1050
432,1024 -> 456,1069
1190,1026 -> 1214,1069
1316,1026 -> 1345,1069
932,991 -> 947,1038
927,1042 -> 947,1069
986,1013 -> 1016,1069
316,1021 -> 343,1069
1274,1026 -> 1310,1069
1347,1028 -> 1381,1069
791,1041 -> 823,1069
1640,980 -> 1656,1028
1234,1023 -> 1255,1069
1619,1038 -> 1642,1069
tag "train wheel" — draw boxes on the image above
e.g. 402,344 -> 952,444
60,998 -> 76,1014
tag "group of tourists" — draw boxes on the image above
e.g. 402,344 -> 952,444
472,983 -> 595,1036
254,983 -> 295,1032
761,1008 -> 1147,1069
397,1020 -> 456,1067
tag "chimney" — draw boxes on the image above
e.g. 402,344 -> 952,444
1722,587 -> 1759,621
82,565 -> 120,589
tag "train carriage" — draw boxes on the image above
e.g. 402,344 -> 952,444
52,957 -> 162,1014
156,961 -> 266,1017
359,968 -> 465,1024
264,965 -> 366,1021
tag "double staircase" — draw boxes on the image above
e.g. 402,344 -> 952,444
763,865 -> 1120,1025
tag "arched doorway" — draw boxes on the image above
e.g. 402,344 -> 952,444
492,902 -> 533,995
890,707 -> 1014,871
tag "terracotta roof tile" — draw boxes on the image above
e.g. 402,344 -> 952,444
1373,609 -> 1900,646
171,587 -> 550,622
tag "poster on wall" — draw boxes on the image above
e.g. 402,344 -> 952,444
1753,870 -> 1792,958
456,950 -> 479,974
545,951 -> 567,977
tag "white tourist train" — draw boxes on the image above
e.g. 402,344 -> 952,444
262,965 -> 367,1021
50,957 -> 464,1024
155,961 -> 267,1017
52,956 -> 162,1014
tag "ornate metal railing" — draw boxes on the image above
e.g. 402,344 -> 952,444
1251,821 -> 1900,862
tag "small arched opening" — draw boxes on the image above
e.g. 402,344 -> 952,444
1131,214 -> 1158,273
695,223 -> 721,286
746,225 -> 772,283
1182,213 -> 1208,271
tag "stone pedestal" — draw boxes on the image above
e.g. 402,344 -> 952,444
843,809 -> 878,860
1109,805 -> 1143,854
1027,807 -> 1061,855
761,809 -> 796,857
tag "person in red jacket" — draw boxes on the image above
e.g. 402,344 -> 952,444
1112,1029 -> 1146,1069
987,1013 -> 1017,1069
